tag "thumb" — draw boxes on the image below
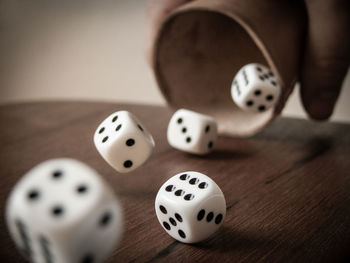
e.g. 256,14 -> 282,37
300,0 -> 350,120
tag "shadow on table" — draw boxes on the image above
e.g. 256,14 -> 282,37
184,146 -> 258,161
194,226 -> 290,254
208,149 -> 256,160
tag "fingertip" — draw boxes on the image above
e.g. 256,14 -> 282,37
300,0 -> 350,121
301,86 -> 340,121
303,99 -> 334,121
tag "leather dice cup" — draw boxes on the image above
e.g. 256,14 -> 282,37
151,0 -> 306,137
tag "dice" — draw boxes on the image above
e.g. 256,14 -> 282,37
231,63 -> 281,112
155,171 -> 226,243
94,111 -> 155,173
6,158 -> 123,263
167,109 -> 218,155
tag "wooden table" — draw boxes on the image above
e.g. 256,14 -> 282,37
0,102 -> 349,262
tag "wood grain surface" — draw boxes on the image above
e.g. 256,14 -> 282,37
0,102 -> 349,263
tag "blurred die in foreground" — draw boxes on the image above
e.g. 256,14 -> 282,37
6,158 -> 123,263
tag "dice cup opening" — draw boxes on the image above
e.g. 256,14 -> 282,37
151,0 -> 306,136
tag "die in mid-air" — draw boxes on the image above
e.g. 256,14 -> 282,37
94,111 -> 155,173
231,63 -> 281,112
6,158 -> 123,263
167,109 -> 217,155
155,171 -> 226,243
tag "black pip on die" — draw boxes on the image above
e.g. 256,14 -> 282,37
5,158 -> 123,263
167,109 -> 218,155
155,171 -> 226,243
231,63 -> 281,112
94,111 -> 155,173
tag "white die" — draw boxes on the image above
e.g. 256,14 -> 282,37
94,111 -> 155,173
231,63 -> 281,112
5,158 -> 123,263
155,171 -> 226,243
167,109 -> 218,155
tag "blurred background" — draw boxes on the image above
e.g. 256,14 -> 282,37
0,0 -> 349,122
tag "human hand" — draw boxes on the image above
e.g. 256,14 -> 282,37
146,0 -> 350,121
